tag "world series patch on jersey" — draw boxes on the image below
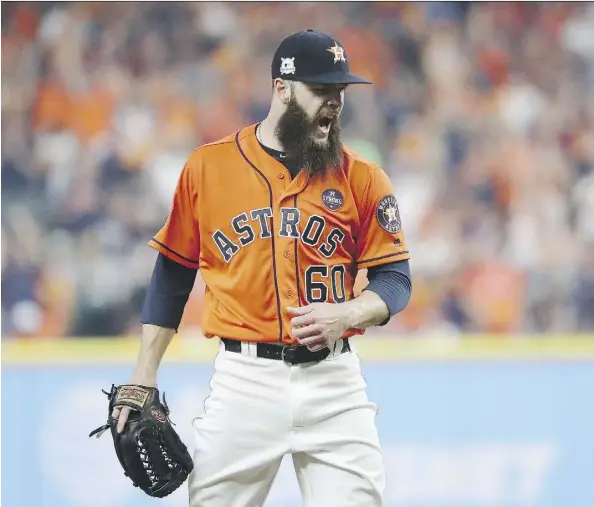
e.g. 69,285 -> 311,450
148,124 -> 410,344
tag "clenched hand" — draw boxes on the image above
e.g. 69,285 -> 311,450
287,303 -> 351,351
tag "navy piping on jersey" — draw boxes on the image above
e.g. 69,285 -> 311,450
255,131 -> 302,306
357,251 -> 409,265
150,238 -> 199,266
293,195 -> 302,303
234,128 -> 284,343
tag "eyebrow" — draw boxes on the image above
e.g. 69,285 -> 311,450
309,84 -> 347,92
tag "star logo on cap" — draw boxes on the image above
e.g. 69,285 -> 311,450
327,42 -> 346,63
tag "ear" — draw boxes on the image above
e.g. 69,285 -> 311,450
274,79 -> 291,105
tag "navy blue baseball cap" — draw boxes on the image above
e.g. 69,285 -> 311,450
271,29 -> 372,85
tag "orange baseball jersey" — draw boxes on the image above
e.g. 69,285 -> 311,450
149,124 -> 410,344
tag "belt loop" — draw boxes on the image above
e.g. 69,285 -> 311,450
326,340 -> 338,360
346,338 -> 354,353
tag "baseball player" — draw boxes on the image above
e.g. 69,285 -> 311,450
114,29 -> 412,506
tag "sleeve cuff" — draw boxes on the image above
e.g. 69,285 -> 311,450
148,238 -> 199,269
357,250 -> 410,269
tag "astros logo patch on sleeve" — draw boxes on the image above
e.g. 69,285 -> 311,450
376,195 -> 401,234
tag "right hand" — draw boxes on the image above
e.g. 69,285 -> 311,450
112,380 -> 157,434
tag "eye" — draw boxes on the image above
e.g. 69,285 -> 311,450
310,84 -> 347,95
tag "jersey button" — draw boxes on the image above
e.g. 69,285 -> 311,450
286,289 -> 294,297
277,172 -> 285,179
284,251 -> 291,259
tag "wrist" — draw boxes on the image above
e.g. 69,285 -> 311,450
342,291 -> 390,330
129,368 -> 158,387
341,299 -> 363,330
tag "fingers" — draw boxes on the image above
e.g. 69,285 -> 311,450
290,313 -> 317,328
115,406 -> 131,434
286,305 -> 313,316
292,324 -> 323,339
287,304 -> 335,351
295,331 -> 326,347
297,336 -> 328,351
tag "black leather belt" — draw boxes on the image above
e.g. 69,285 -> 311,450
221,338 -> 351,365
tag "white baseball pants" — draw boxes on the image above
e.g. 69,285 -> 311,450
188,340 -> 385,507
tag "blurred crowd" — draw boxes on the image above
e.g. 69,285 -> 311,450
2,2 -> 594,339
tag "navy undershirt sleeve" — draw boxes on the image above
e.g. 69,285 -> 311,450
141,254 -> 411,331
364,259 -> 412,326
140,253 -> 197,331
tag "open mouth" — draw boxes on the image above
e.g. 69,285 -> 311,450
317,116 -> 334,135
319,117 -> 332,128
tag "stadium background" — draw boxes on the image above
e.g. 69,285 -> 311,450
2,2 -> 593,507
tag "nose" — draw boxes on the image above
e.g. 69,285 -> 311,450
327,91 -> 342,110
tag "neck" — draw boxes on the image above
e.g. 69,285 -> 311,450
258,116 -> 284,152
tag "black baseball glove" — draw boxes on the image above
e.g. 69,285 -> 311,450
89,384 -> 193,498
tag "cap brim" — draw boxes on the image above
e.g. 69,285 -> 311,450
295,71 -> 372,85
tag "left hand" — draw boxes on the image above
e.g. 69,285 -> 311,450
287,303 -> 350,351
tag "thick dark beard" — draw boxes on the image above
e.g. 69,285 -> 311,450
274,97 -> 343,176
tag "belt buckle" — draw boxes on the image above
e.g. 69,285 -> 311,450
281,345 -> 298,365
